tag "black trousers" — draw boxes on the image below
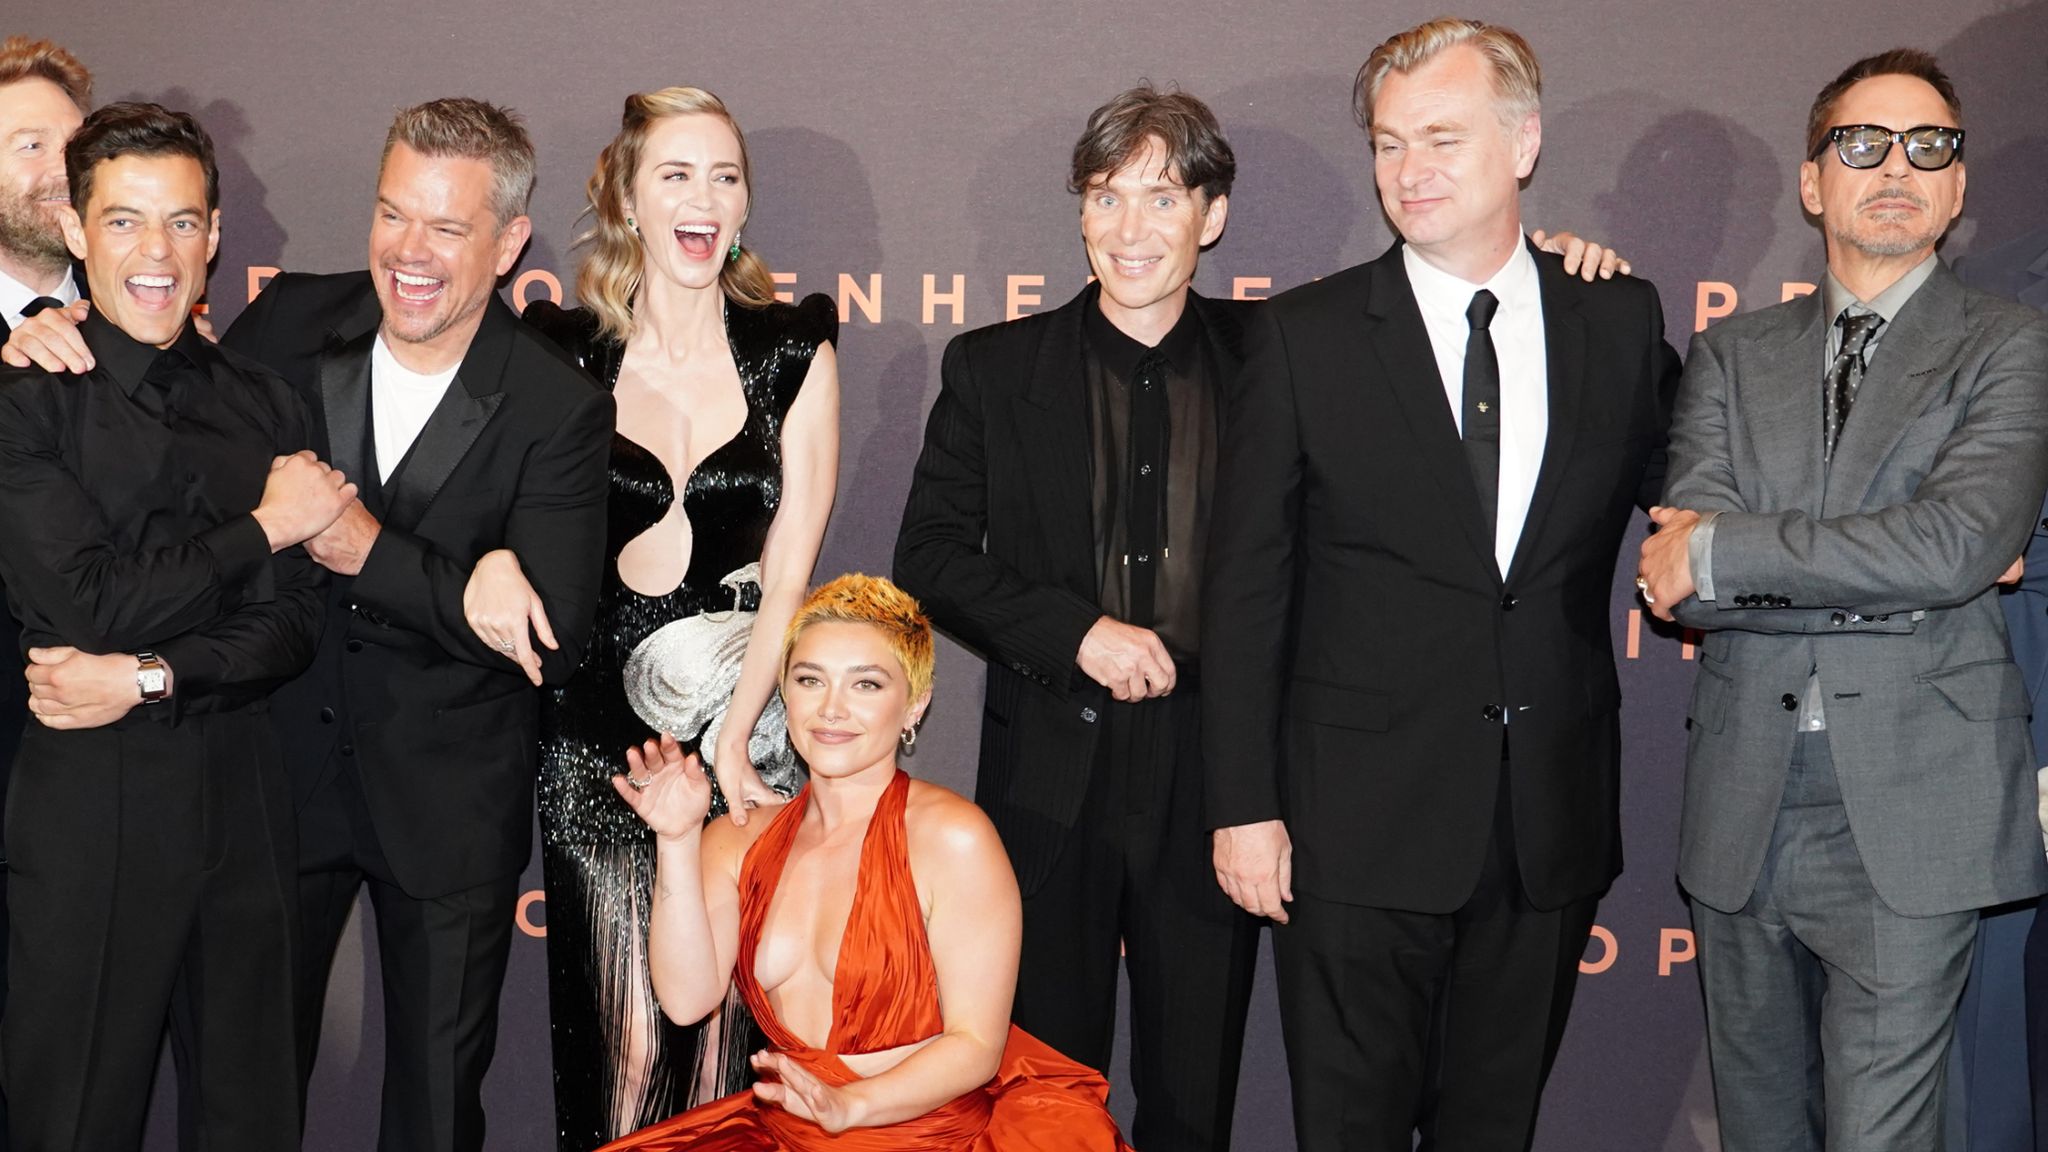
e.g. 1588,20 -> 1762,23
1001,688 -> 1259,1152
296,753 -> 519,1152
4,711 -> 300,1152
1273,753 -> 1597,1152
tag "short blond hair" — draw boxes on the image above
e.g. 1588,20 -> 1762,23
0,36 -> 91,110
1353,18 -> 1542,133
781,574 -> 935,704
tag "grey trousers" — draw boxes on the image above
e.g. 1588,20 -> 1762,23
1692,730 -> 1978,1152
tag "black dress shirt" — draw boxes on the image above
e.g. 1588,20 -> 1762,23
1083,297 -> 1218,660
0,310 -> 324,721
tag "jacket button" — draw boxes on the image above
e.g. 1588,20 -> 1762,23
1080,707 -> 1098,723
1500,593 -> 1518,611
1734,594 -> 1752,607
319,707 -> 336,723
1829,612 -> 1846,626
340,743 -> 355,757
2040,517 -> 2047,530
1781,693 -> 1798,711
346,639 -> 363,653
1481,703 -> 1503,722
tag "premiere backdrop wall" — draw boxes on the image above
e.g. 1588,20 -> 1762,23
16,2 -> 2048,1148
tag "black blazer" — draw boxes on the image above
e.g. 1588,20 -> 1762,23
1201,241 -> 1679,914
222,271 -> 614,898
895,284 -> 1250,893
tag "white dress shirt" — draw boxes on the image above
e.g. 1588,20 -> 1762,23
0,264 -> 79,332
370,335 -> 460,482
1403,240 -> 1549,575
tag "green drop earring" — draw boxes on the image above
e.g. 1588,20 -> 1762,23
727,237 -> 741,262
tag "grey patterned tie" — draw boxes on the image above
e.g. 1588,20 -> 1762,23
1825,310 -> 1884,461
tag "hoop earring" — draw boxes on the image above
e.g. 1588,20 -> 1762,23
899,726 -> 918,752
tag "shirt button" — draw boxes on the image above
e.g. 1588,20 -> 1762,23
1139,463 -> 1153,476
1781,693 -> 1799,711
1481,703 -> 1503,722
319,707 -> 335,723
1080,707 -> 1098,723
345,639 -> 363,653
1135,553 -> 1151,564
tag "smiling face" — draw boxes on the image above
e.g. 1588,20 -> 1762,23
629,112 -> 748,294
1078,135 -> 1227,335
1800,73 -> 1964,267
1370,42 -> 1539,277
0,77 -> 84,272
781,620 -> 931,782
61,152 -> 216,348
368,142 -> 530,368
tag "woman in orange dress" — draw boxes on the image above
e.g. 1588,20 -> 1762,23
600,574 -> 1132,1151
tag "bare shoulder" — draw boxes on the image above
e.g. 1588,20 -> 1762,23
700,806 -> 783,882
903,778 -> 1006,865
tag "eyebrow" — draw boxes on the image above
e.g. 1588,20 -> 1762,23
96,204 -> 206,220
655,159 -> 742,171
788,660 -> 894,678
377,195 -> 472,230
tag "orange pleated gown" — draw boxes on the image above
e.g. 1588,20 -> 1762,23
599,769 -> 1133,1151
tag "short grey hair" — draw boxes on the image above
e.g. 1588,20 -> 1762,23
1354,18 -> 1543,133
381,97 -> 535,228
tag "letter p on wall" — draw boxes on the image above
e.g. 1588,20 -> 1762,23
1659,928 -> 1695,975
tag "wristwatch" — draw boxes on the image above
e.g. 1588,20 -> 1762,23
135,651 -> 170,704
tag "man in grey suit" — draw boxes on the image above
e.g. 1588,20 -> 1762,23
1637,49 -> 2048,1148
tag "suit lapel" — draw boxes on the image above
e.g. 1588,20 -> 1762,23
1737,292 -> 1829,516
1822,263 -> 1967,519
1504,251 -> 1587,584
2019,244 -> 2048,311
1013,287 -> 1099,585
319,328 -> 375,486
382,294 -> 513,530
1362,248 -> 1497,574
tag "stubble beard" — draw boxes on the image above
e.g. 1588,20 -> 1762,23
0,181 -> 73,275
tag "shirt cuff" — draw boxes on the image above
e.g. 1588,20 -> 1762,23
1688,511 -> 1720,602
199,514 -> 276,604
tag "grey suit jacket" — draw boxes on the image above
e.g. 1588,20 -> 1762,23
1663,259 -> 2048,917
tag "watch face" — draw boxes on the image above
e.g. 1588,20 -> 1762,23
139,667 -> 168,695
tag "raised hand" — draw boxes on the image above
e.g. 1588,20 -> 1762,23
711,737 -> 791,829
612,733 -> 714,840
1531,228 -> 1632,282
0,299 -> 93,372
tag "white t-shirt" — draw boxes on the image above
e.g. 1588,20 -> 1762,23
370,335 -> 460,482
1402,239 -> 1549,577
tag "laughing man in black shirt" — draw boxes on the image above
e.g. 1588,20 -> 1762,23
0,103 -> 356,1151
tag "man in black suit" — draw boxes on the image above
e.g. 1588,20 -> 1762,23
0,36 -> 89,1148
1202,19 -> 1677,1150
895,86 -> 1259,1151
8,97 -> 615,1151
0,101 -> 350,1151
232,100 -> 611,1151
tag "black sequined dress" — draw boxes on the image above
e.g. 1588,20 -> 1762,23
523,295 -> 835,1151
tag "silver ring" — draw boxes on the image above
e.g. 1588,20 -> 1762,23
1635,576 -> 1656,606
628,775 -> 651,791
494,639 -> 516,652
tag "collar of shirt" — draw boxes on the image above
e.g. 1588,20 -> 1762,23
1402,237 -> 1541,329
1083,286 -> 1204,380
1822,251 -> 1940,327
0,263 -> 80,330
79,306 -> 211,397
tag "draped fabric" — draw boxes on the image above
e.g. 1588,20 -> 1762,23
600,771 -> 1133,1151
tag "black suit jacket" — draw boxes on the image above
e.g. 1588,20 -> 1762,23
895,284 -> 1250,893
1202,241 -> 1679,914
222,271 -> 613,898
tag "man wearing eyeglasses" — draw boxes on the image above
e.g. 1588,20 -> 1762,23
1636,48 -> 2048,1148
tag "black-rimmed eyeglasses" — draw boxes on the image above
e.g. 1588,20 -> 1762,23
1811,124 -> 1965,171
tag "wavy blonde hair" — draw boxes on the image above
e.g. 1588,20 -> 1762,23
781,574 -> 936,705
576,87 -> 777,341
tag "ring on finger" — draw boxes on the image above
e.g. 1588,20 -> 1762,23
1634,575 -> 1655,605
495,639 -> 516,652
628,774 -> 651,791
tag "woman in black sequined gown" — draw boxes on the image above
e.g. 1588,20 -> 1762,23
474,88 -> 837,1150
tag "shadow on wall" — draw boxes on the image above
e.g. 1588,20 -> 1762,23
744,126 -> 932,583
1538,92 -> 1781,340
1940,0 -> 2048,256
129,89 -> 288,328
1206,72 -> 1369,297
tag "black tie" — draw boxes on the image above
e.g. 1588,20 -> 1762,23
1126,350 -> 1168,624
1463,289 -> 1501,535
1825,310 -> 1883,461
20,296 -> 63,318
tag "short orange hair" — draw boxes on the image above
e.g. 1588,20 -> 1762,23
0,36 -> 92,111
781,574 -> 935,703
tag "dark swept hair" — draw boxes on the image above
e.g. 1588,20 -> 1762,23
1806,49 -> 1962,161
66,102 -> 219,216
1068,83 -> 1235,204
0,35 -> 92,111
